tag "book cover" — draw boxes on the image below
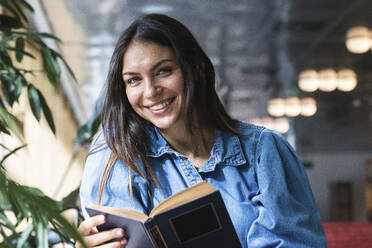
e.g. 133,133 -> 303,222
86,182 -> 242,248
86,207 -> 155,248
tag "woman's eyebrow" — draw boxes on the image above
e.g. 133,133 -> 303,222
150,59 -> 175,71
122,59 -> 175,76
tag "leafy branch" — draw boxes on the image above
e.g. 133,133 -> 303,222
0,0 -> 86,247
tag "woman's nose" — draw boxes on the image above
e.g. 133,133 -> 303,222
143,78 -> 159,98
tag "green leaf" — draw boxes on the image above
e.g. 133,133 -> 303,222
60,187 -> 80,210
36,32 -> 62,42
14,76 -> 24,101
0,190 -> 12,209
0,120 -> 11,135
76,116 -> 100,145
41,47 -> 58,87
27,84 -> 41,121
5,46 -> 36,59
16,224 -> 33,248
15,37 -> 25,62
0,223 -> 17,247
76,124 -> 92,145
47,49 -> 61,77
1,177 -> 86,247
0,72 -> 24,105
5,66 -> 16,77
13,69 -> 28,85
0,193 -> 12,210
7,181 -> 30,218
37,221 -> 48,247
23,186 -> 46,197
37,90 -> 55,134
0,32 -> 21,42
0,232 -> 14,248
0,49 -> 13,67
14,0 -> 34,12
8,0 -> 29,22
0,212 -> 16,232
0,143 -> 12,152
48,213 -> 86,247
1,75 -> 16,106
0,144 -> 27,164
0,15 -> 23,29
24,33 -> 43,46
15,31 -> 61,44
51,50 -> 77,81
0,105 -> 23,142
0,0 -> 23,22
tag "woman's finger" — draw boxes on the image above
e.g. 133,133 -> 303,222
96,238 -> 128,248
76,236 -> 127,248
84,228 -> 125,247
77,215 -> 106,236
91,226 -> 99,234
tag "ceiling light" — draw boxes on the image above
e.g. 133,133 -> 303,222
274,117 -> 290,133
249,117 -> 289,134
337,69 -> 357,92
300,97 -> 317,117
319,68 -> 337,92
298,69 -> 320,92
346,26 -> 370,54
285,97 -> 301,117
267,98 -> 285,117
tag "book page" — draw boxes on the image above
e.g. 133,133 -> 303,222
149,181 -> 216,217
88,204 -> 149,223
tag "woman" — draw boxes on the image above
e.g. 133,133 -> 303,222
77,14 -> 326,247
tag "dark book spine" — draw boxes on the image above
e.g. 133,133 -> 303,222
144,218 -> 168,248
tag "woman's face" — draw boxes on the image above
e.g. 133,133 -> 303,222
122,41 -> 185,131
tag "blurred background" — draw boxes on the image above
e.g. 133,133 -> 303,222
4,0 -> 372,225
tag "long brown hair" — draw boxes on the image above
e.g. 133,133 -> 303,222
98,14 -> 239,203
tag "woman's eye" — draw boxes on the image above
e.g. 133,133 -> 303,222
157,67 -> 172,76
126,77 -> 141,85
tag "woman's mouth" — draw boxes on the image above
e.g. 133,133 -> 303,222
147,98 -> 175,112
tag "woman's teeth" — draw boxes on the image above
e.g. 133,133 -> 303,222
149,99 -> 172,110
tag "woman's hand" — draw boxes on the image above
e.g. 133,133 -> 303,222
75,215 -> 128,247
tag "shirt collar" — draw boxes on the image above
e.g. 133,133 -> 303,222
146,125 -> 246,172
199,129 -> 246,172
146,125 -> 174,157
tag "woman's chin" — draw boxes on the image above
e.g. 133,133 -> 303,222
151,119 -> 181,132
153,123 -> 173,130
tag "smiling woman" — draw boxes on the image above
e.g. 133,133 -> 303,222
77,14 -> 327,248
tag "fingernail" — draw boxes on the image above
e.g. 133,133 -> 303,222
116,229 -> 124,236
98,215 -> 105,222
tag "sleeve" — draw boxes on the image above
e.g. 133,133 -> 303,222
79,131 -> 149,219
247,129 -> 327,248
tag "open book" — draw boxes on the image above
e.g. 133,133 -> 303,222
86,181 -> 242,248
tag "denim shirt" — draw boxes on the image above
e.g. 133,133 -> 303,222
80,122 -> 326,247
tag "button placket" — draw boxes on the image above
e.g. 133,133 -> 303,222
170,154 -> 193,187
178,157 -> 203,186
